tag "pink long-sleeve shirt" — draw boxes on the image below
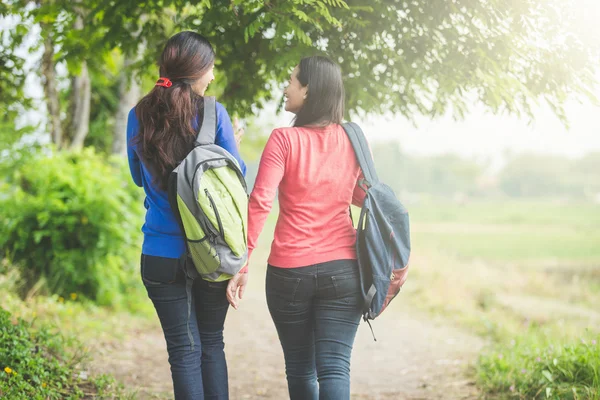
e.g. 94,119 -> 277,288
247,124 -> 366,269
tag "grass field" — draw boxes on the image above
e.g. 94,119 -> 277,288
401,199 -> 600,399
400,200 -> 600,336
410,200 -> 600,262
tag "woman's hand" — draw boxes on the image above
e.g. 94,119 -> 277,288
226,270 -> 248,310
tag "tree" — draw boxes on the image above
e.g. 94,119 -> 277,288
499,154 -> 577,197
1,0 -> 599,152
0,6 -> 31,129
86,0 -> 598,120
2,0 -> 105,150
111,56 -> 141,156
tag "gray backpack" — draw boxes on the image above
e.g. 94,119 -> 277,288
168,97 -> 248,282
343,122 -> 411,322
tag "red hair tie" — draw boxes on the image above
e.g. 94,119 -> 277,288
156,77 -> 173,88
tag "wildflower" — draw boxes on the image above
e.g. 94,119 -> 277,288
498,353 -> 504,359
521,369 -> 527,374
70,293 -> 78,301
58,296 -> 64,303
4,367 -> 12,374
536,357 -> 541,362
510,385 -> 515,392
81,216 -> 88,225
42,382 -> 47,388
592,340 -> 597,346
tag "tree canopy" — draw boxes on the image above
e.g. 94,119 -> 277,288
1,0 -> 598,151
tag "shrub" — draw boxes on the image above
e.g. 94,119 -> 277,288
0,307 -> 127,399
477,334 -> 600,399
0,149 -> 143,306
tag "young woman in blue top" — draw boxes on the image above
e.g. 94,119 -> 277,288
127,31 -> 246,400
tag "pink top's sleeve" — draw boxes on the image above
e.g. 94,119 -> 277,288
243,129 -> 287,271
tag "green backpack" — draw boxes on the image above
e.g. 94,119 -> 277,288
168,96 -> 248,282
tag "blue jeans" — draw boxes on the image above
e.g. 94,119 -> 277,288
141,254 -> 230,400
266,259 -> 363,400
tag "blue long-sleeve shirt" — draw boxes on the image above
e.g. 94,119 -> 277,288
127,102 -> 247,258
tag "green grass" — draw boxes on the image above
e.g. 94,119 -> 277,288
477,332 -> 600,399
400,199 -> 600,398
0,280 -> 156,399
412,228 -> 600,262
410,199 -> 600,228
409,200 -> 600,262
0,307 -> 133,399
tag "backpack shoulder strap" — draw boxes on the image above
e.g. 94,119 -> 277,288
342,122 -> 379,187
195,96 -> 217,146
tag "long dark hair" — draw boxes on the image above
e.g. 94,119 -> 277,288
133,31 -> 215,190
293,56 -> 345,127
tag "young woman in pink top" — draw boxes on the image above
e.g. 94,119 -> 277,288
227,56 -> 366,400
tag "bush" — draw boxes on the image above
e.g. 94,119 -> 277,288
0,307 -> 127,399
477,334 -> 600,399
0,149 -> 143,306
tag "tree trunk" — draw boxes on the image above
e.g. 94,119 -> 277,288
112,60 -> 140,156
40,29 -> 62,148
68,63 -> 91,150
67,10 -> 91,151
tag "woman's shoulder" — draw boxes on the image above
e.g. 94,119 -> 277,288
214,100 -> 229,117
271,126 -> 305,136
127,107 -> 139,140
268,127 -> 299,142
274,124 -> 341,136
128,106 -> 137,120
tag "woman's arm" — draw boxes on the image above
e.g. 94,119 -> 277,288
214,102 -> 247,176
126,108 -> 143,187
246,129 -> 287,266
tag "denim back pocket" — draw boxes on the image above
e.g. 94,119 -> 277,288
141,254 -> 184,286
331,273 -> 361,305
266,269 -> 301,311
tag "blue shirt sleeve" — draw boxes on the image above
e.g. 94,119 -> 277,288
126,107 -> 143,187
215,102 -> 247,176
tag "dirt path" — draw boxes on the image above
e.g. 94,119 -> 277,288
91,278 -> 484,400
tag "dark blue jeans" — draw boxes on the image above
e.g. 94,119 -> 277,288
266,259 -> 363,400
141,254 -> 230,400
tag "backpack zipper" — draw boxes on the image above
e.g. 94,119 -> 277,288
205,189 -> 225,240
191,157 -> 245,190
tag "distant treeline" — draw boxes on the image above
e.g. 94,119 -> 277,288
244,144 -> 600,200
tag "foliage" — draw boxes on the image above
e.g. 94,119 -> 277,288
0,307 -> 128,399
86,0 -> 600,120
365,143 -> 600,199
2,0 -> 598,122
499,153 -> 600,198
0,7 -> 31,123
372,142 -> 486,197
0,149 -> 143,306
83,50 -> 123,153
477,334 -> 600,399
0,120 -> 37,154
